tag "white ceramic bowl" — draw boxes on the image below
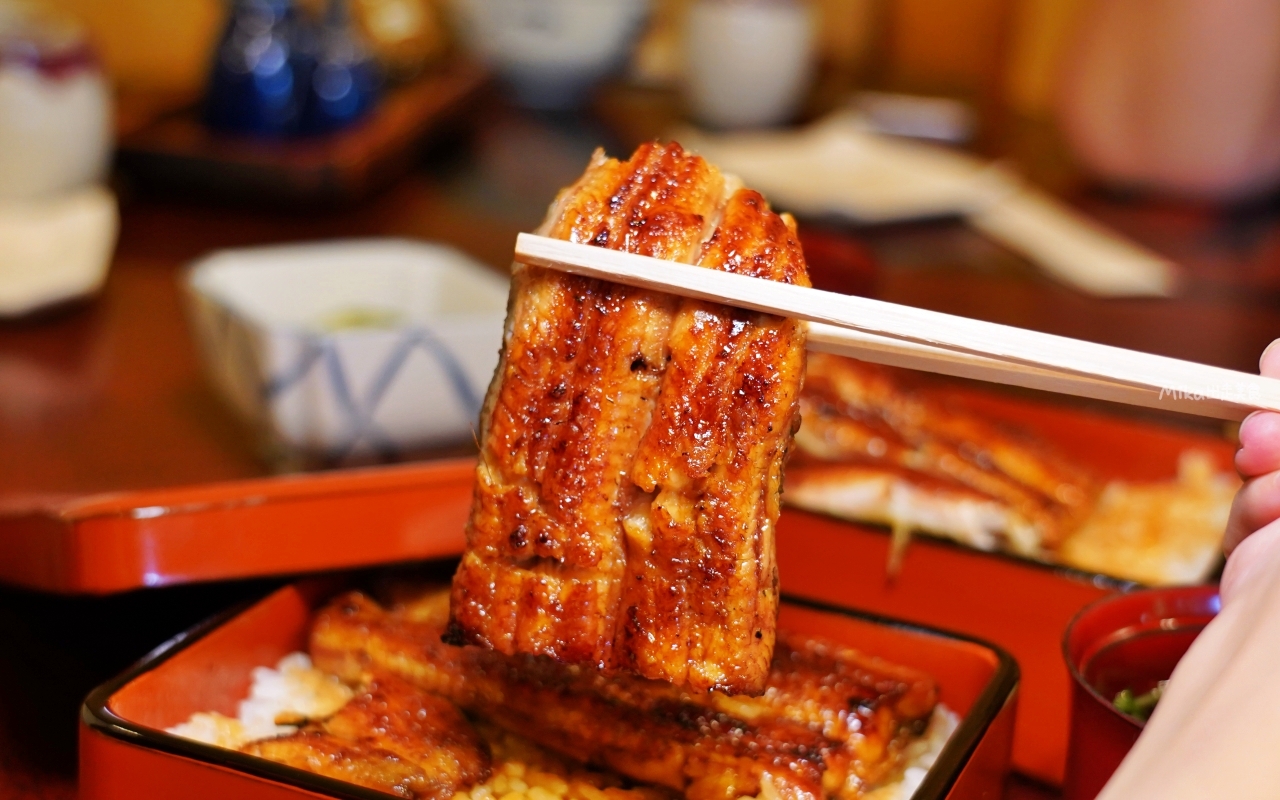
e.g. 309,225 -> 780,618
450,0 -> 649,108
184,239 -> 509,460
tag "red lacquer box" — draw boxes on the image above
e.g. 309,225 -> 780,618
0,458 -> 475,594
777,391 -> 1233,785
79,577 -> 1018,800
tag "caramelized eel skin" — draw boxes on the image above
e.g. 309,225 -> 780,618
242,674 -> 490,799
793,354 -> 1098,550
450,142 -> 809,694
312,589 -> 938,800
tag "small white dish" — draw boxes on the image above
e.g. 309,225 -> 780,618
184,239 -> 509,460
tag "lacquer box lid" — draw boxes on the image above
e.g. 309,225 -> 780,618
0,457 -> 475,594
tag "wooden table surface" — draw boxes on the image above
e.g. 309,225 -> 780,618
3,89 -> 1280,799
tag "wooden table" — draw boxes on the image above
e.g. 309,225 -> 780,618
3,91 -> 1280,799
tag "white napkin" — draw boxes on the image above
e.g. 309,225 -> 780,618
679,113 -> 1176,298
0,185 -> 118,316
969,175 -> 1176,298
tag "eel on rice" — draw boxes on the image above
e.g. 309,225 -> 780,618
312,587 -> 939,800
787,353 -> 1098,559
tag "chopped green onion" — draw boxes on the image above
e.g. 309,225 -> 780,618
1113,680 -> 1168,722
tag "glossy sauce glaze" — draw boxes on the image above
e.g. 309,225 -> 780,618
789,354 -> 1099,557
243,674 -> 491,799
449,142 -> 809,694
312,587 -> 938,800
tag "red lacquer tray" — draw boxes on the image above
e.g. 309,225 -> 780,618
0,458 -> 475,595
79,577 -> 1018,800
777,389 -> 1234,786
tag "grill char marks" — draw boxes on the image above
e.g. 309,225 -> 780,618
241,674 -> 491,800
310,589 -> 939,800
620,190 -> 810,693
792,354 -> 1099,555
757,634 -> 938,793
451,143 -> 724,666
450,142 -> 809,693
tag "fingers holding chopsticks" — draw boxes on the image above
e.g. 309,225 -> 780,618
1225,341 -> 1280,557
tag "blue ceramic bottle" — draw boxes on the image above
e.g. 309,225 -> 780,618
299,0 -> 379,135
205,0 -> 308,136
205,0 -> 378,137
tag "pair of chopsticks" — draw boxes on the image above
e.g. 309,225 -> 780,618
515,233 -> 1280,421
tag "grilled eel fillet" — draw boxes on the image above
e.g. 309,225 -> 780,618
311,588 -> 938,800
242,674 -> 490,799
450,141 -> 809,694
787,354 -> 1098,558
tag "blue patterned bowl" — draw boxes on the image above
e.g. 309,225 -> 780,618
184,239 -> 508,461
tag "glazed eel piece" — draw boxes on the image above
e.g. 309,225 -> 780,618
449,141 -> 809,694
242,673 -> 491,799
787,354 -> 1098,558
311,588 -> 938,800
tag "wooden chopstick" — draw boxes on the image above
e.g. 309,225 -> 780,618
806,323 -> 1234,417
515,233 -> 1279,421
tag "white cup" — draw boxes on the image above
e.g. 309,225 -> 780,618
450,0 -> 650,109
683,0 -> 815,129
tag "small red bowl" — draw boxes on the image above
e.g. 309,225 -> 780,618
1061,585 -> 1219,800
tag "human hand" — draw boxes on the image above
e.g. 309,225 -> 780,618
1097,340 -> 1280,799
1223,340 -> 1280,602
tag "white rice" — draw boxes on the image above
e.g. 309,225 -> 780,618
169,652 -> 959,800
166,652 -> 353,749
864,705 -> 961,800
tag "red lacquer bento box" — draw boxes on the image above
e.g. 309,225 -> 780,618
80,576 -> 1018,800
777,389 -> 1234,785
0,458 -> 476,594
